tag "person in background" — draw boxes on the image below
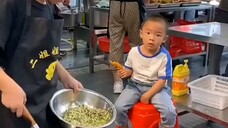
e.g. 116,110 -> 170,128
183,0 -> 196,21
0,0 -> 83,127
108,0 -> 146,93
184,10 -> 196,21
208,0 -> 228,75
114,16 -> 177,128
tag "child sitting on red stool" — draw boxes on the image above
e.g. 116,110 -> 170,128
114,15 -> 177,128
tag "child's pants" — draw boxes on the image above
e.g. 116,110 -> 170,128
114,80 -> 177,127
109,1 -> 141,65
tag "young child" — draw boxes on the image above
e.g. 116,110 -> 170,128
114,16 -> 177,128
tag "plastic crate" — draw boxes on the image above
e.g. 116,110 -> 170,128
188,75 -> 228,110
97,36 -> 131,54
173,19 -> 196,26
169,47 -> 182,58
170,36 -> 203,54
170,19 -> 204,54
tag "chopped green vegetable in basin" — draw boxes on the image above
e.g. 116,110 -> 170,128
63,105 -> 112,127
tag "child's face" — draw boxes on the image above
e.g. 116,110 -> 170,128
140,20 -> 167,51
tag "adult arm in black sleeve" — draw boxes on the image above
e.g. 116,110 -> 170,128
0,0 -> 14,68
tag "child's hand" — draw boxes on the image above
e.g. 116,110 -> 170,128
140,92 -> 151,104
110,61 -> 123,70
63,0 -> 70,6
117,69 -> 132,79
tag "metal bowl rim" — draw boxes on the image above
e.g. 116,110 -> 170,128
49,88 -> 117,128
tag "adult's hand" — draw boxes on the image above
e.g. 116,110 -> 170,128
64,75 -> 84,94
0,69 -> 26,117
56,61 -> 84,94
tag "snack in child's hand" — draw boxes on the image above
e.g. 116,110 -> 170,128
110,61 -> 123,70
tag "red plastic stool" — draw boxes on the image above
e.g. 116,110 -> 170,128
128,102 -> 179,128
98,36 -> 131,54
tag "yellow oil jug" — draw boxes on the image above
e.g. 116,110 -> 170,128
172,59 -> 190,96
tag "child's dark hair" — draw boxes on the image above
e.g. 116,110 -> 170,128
140,15 -> 169,33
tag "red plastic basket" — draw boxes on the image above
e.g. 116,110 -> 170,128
173,19 -> 196,26
169,47 -> 182,58
170,20 -> 205,54
170,36 -> 203,54
98,36 -> 131,54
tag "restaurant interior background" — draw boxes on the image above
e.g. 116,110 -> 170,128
57,0 -> 228,127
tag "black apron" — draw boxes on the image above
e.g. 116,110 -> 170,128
0,0 -> 63,127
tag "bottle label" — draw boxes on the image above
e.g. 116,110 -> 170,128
173,76 -> 189,83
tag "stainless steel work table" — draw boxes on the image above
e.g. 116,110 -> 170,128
173,94 -> 228,127
170,22 -> 228,127
169,22 -> 228,74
